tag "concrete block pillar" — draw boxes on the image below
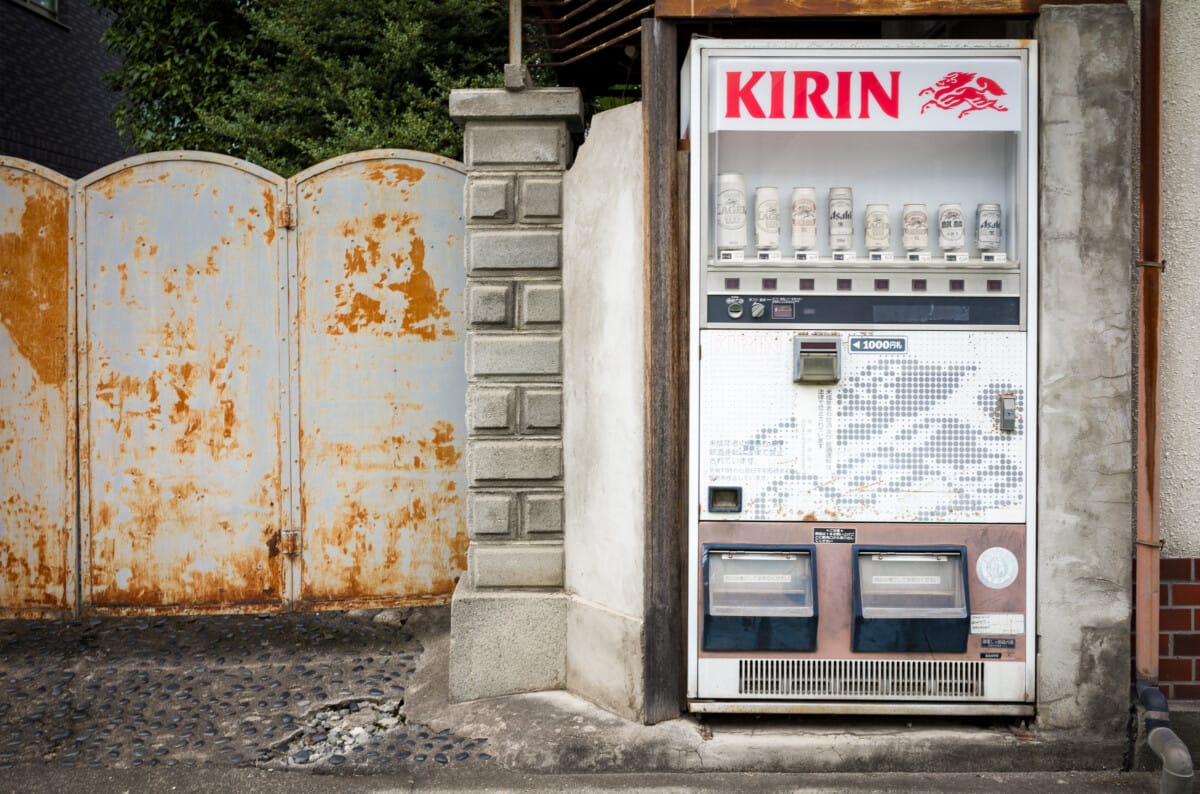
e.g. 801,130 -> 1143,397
447,86 -> 583,700
1035,5 -> 1135,734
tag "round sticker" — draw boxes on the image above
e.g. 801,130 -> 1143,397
976,547 -> 1019,590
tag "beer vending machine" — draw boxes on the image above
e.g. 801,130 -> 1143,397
685,40 -> 1037,715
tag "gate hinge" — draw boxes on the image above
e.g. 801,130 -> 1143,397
279,203 -> 296,229
282,530 -> 302,556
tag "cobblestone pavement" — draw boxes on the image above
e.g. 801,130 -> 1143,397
0,608 -> 492,773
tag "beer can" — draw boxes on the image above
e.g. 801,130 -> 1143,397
977,203 -> 1002,250
938,203 -> 966,251
864,204 -> 891,251
829,187 -> 854,251
715,173 -> 747,250
790,187 -> 818,251
755,186 -> 780,250
902,203 -> 929,251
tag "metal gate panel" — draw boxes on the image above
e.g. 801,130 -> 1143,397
292,151 -> 466,606
0,160 -> 76,616
78,153 -> 290,612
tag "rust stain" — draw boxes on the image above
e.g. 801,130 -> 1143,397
262,188 -> 276,246
363,162 -> 425,187
394,233 -> 452,340
344,244 -> 369,275
418,421 -> 461,469
329,291 -> 387,334
96,168 -> 136,200
116,263 -> 137,306
0,183 -> 69,386
205,244 -> 221,275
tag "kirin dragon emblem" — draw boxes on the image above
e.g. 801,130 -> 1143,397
919,72 -> 1008,119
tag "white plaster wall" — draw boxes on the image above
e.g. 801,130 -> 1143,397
562,102 -> 646,618
1160,0 -> 1200,558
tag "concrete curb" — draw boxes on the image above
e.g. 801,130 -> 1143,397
404,607 -> 1130,775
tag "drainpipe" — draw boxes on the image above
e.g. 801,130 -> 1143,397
1135,0 -> 1193,790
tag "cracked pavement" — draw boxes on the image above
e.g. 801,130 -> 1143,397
0,607 -> 490,773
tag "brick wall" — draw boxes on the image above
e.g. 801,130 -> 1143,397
1136,558 -> 1200,699
0,0 -> 129,177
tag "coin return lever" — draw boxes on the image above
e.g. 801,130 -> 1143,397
793,337 -> 841,384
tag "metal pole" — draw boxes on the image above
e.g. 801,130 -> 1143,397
509,0 -> 522,65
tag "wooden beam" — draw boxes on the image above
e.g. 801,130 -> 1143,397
655,0 -> 1123,18
641,17 -> 687,725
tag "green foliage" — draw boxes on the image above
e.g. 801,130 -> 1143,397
95,0 -> 508,174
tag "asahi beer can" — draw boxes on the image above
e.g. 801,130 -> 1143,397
790,187 -> 818,251
864,204 -> 891,251
977,203 -> 1002,250
716,173 -> 747,250
902,203 -> 929,251
938,203 -> 966,251
755,186 -> 780,250
829,187 -> 854,251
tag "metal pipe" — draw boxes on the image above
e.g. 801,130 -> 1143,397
1131,0 -> 1192,786
1135,0 -> 1163,684
1138,680 -> 1194,793
509,0 -> 522,64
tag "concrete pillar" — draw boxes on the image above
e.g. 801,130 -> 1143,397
562,102 -> 648,721
447,86 -> 583,700
1035,5 -> 1136,734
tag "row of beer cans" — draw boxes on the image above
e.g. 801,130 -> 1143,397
716,175 -> 1003,255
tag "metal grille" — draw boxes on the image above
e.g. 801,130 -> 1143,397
738,658 -> 985,699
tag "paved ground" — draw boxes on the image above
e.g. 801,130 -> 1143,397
0,607 -> 487,773
0,605 -> 1165,792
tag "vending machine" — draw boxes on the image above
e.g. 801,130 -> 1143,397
685,40 -> 1037,715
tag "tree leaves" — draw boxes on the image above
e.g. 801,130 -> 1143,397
95,0 -> 507,174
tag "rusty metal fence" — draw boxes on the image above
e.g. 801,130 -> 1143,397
1,150 -> 466,617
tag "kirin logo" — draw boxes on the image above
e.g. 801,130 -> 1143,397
919,72 -> 1008,119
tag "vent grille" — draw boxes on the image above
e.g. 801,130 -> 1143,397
738,659 -> 985,699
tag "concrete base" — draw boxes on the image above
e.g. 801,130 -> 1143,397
412,607 -> 1132,774
448,580 -> 566,702
567,597 -> 645,722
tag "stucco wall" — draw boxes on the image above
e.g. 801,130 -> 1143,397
1035,5 -> 1135,733
562,102 -> 648,719
1160,0 -> 1200,559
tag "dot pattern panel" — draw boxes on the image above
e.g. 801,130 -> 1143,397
699,330 -> 1028,523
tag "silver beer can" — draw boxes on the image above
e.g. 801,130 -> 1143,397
938,203 -> 966,251
716,173 -> 747,250
755,186 -> 780,250
790,187 -> 818,251
902,203 -> 929,251
829,187 -> 854,251
976,203 -> 1002,251
864,204 -> 891,251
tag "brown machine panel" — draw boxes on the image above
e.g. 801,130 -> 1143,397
697,522 -> 1027,663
